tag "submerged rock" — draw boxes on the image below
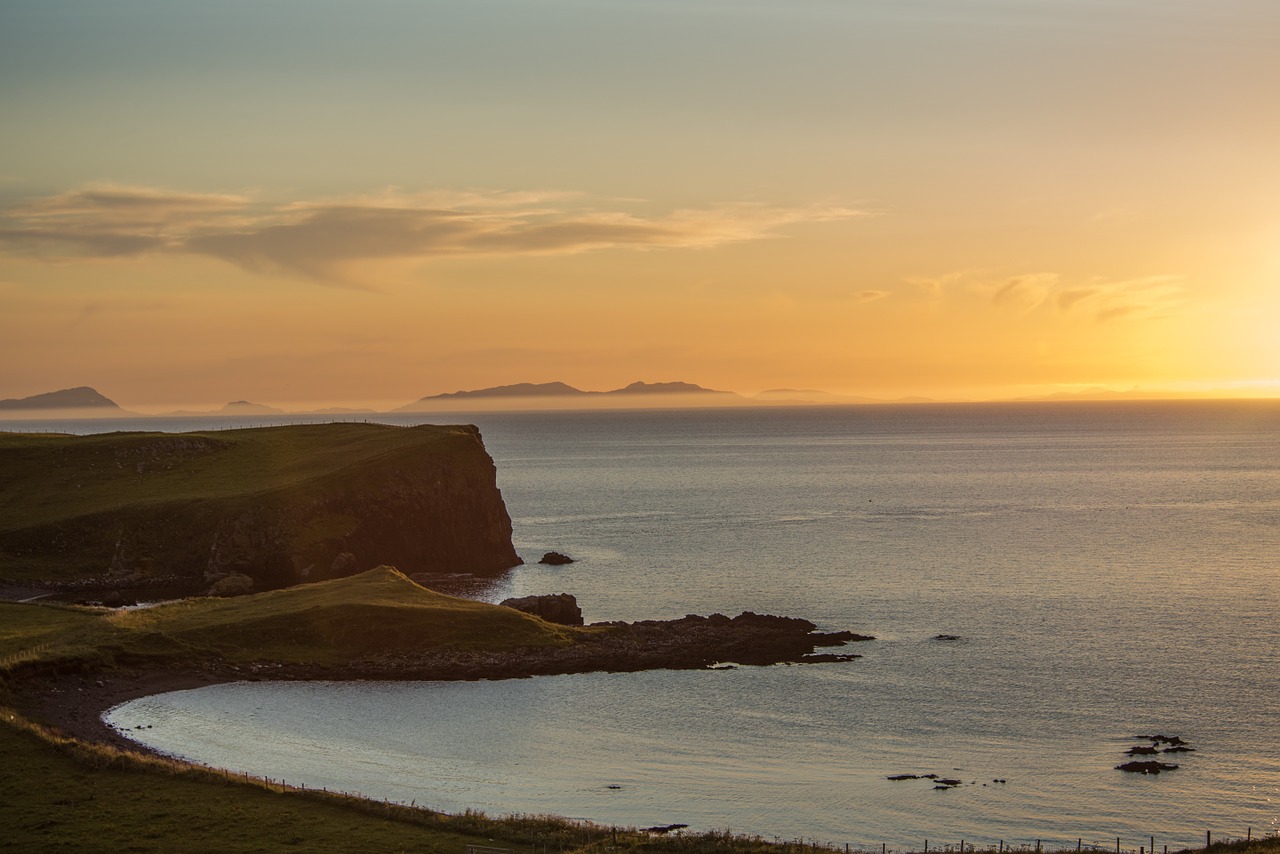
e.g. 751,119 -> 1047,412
1116,761 -> 1179,774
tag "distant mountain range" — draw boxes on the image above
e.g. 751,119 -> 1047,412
395,380 -> 746,411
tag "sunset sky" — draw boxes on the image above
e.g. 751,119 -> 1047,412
2,0 -> 1278,410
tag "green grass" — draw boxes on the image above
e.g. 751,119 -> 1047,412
2,567 -> 585,673
0,422 -> 475,531
0,601 -> 100,662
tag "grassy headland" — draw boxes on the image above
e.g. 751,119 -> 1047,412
0,422 -> 521,589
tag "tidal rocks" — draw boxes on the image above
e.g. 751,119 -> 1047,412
500,593 -> 584,626
932,634 -> 962,641
539,551 -> 575,565
1116,761 -> 1179,774
1120,734 -> 1194,768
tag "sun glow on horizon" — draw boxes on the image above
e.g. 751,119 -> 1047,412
2,0 -> 1277,406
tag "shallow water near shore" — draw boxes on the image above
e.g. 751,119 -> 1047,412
90,401 -> 1280,846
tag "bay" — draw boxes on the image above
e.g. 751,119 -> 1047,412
74,401 -> 1280,846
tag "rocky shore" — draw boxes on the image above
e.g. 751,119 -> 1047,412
12,609 -> 872,757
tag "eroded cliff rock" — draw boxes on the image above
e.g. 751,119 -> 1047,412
0,423 -> 522,593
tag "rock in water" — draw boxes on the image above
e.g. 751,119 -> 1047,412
500,593 -> 584,626
1116,761 -> 1179,774
539,551 -> 575,565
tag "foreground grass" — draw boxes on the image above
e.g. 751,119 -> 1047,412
0,712 -> 518,853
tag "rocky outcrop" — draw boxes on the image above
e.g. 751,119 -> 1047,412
257,611 -> 876,680
500,593 -> 584,625
538,551 -> 574,565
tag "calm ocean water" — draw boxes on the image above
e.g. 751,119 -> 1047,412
68,401 -> 1280,847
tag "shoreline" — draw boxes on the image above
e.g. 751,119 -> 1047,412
10,610 -> 867,760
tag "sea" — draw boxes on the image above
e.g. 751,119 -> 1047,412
22,401 -> 1280,849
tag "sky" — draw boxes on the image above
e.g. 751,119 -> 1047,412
2,0 -> 1278,410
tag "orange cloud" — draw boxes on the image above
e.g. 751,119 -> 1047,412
0,184 -> 865,283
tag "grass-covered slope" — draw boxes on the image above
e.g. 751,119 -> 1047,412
1,567 -> 579,673
0,422 -> 521,587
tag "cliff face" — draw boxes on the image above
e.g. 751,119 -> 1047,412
0,423 -> 522,592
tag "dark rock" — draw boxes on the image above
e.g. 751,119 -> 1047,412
921,774 -> 939,779
1162,746 -> 1195,753
936,778 -> 962,786
99,590 -> 137,608
539,551 -> 575,565
934,785 -> 953,790
1116,761 -> 1179,774
887,774 -> 920,781
932,634 -> 962,641
800,653 -> 862,663
500,593 -> 584,626
1125,745 -> 1160,755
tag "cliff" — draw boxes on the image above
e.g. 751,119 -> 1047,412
0,423 -> 522,593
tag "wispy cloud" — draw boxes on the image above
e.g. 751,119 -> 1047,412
853,289 -> 889,303
990,273 -> 1057,314
0,184 -> 866,284
909,269 -> 1185,323
1056,275 -> 1185,322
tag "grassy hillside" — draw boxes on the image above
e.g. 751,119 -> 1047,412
0,422 -> 521,586
1,567 -> 581,673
